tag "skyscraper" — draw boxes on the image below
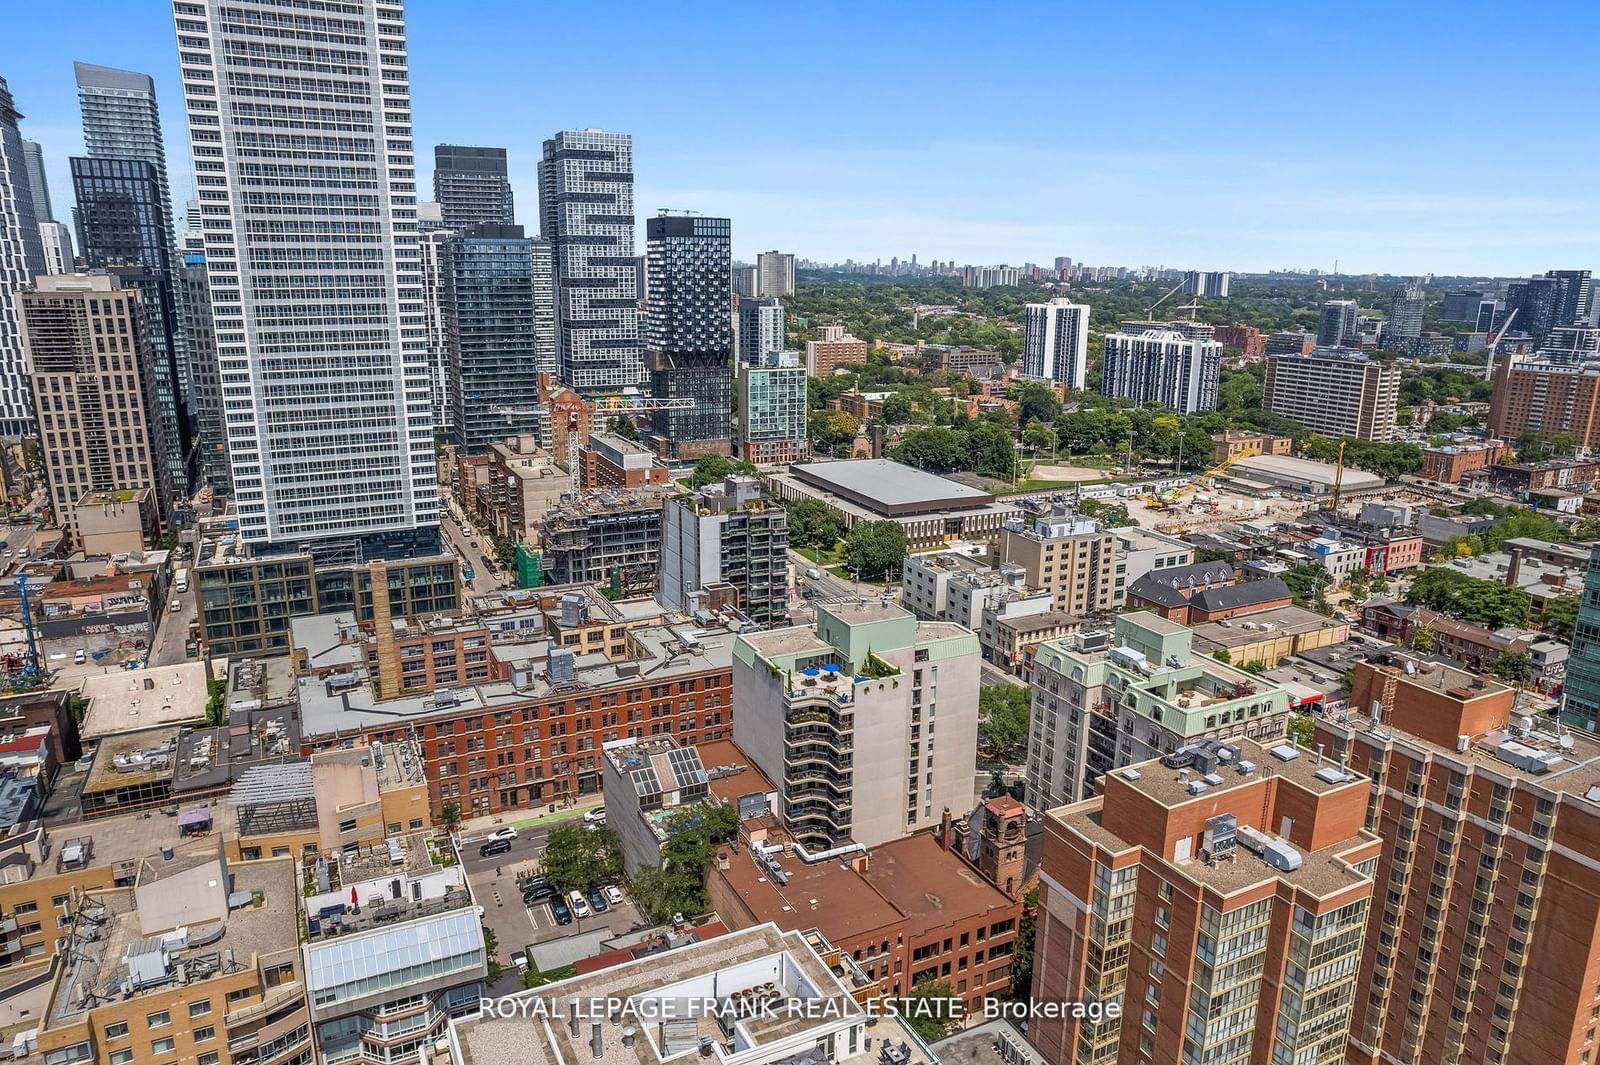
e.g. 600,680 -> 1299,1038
736,297 -> 785,362
529,236 -> 556,378
1504,276 -> 1562,342
1266,349 -> 1400,441
1021,298 -> 1089,388
538,129 -> 641,391
433,144 -> 514,228
1547,268 -> 1592,329
19,140 -> 50,223
72,155 -> 190,491
180,228 -> 228,494
18,275 -> 171,546
645,213 -> 732,458
0,77 -> 45,436
176,0 -> 438,558
756,249 -> 795,298
75,63 -> 173,210
1317,298 -> 1360,347
1386,285 -> 1424,342
442,223 -> 543,454
737,350 -> 806,466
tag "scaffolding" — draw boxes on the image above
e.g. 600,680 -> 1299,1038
230,762 -> 317,838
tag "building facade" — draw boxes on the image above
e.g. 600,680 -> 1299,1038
644,214 -> 733,458
442,224 -> 542,454
432,144 -> 514,228
736,296 -> 785,362
538,129 -> 641,390
1489,355 -> 1600,450
733,601 -> 980,848
659,475 -> 789,625
1100,326 -> 1221,413
180,242 -> 227,492
1265,349 -> 1400,441
0,77 -> 46,437
1021,298 -> 1089,389
18,275 -> 171,547
176,0 -> 438,557
737,351 -> 807,465
997,506 -> 1119,616
1318,298 -> 1360,347
756,250 -> 795,298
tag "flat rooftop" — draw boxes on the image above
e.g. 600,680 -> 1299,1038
860,833 -> 1013,926
694,740 -> 774,805
788,459 -> 995,516
1230,454 -> 1387,491
713,846 -> 903,946
0,811 -> 203,887
79,662 -> 210,740
1189,605 -> 1348,650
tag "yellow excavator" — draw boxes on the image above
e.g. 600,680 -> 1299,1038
1145,448 -> 1254,511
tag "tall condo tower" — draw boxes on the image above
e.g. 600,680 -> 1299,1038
0,77 -> 45,436
537,129 -> 641,391
174,0 -> 438,558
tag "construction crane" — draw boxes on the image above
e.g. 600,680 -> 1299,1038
1146,280 -> 1188,318
1482,306 -> 1519,382
1330,440 -> 1348,511
1144,448 -> 1255,511
14,575 -> 41,682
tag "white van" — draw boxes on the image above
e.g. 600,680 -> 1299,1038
568,890 -> 591,919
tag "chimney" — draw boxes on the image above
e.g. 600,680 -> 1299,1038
590,1022 -> 603,1059
1506,548 -> 1523,588
939,808 -> 954,851
370,560 -> 401,700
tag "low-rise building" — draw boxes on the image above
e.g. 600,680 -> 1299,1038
1187,604 -> 1350,668
1209,430 -> 1291,466
1025,612 -> 1293,808
579,432 -> 671,490
806,331 -> 870,376
1110,526 -> 1192,604
1419,440 -> 1508,483
985,609 -> 1083,678
769,460 -> 1022,549
1468,458 -> 1600,500
483,435 -> 571,543
535,487 -> 676,596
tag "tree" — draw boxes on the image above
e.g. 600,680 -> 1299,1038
843,520 -> 907,580
1287,713 -> 1316,747
1010,887 -> 1040,999
1544,592 -> 1580,641
1411,625 -> 1435,654
1013,382 -> 1061,426
440,803 -> 462,833
629,803 -> 739,923
1021,419 -> 1057,456
541,825 -> 624,895
808,410 -> 859,455
1212,649 -> 1231,663
967,421 -> 1017,479
607,415 -> 639,441
898,980 -> 960,1042
880,393 -> 914,424
978,683 -> 1031,758
1283,564 -> 1332,612
1491,651 -> 1534,687
688,454 -> 756,489
789,498 -> 845,552
1406,567 -> 1529,628
893,426 -> 970,473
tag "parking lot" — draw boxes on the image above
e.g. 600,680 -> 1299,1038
461,817 -> 648,975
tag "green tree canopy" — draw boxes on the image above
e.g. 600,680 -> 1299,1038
541,825 -> 624,895
629,803 -> 739,923
789,498 -> 845,551
978,683 -> 1031,758
1406,567 -> 1530,628
843,520 -> 907,580
688,454 -> 757,488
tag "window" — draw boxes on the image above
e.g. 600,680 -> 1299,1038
110,1053 -> 133,1065
189,1000 -> 211,1018
147,1011 -> 171,1029
151,1038 -> 175,1056
105,1022 -> 129,1040
193,1026 -> 215,1043
338,818 -> 358,833
198,1055 -> 219,1065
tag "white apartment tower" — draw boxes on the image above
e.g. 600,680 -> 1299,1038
173,0 -> 438,556
0,78 -> 45,437
1022,298 -> 1089,389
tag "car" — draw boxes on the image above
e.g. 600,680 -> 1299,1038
478,839 -> 511,858
583,807 -> 607,824
605,885 -> 624,906
511,951 -> 528,973
73,649 -> 85,665
170,599 -> 181,613
588,887 -> 608,913
550,896 -> 572,925
487,827 -> 518,843
523,883 -> 555,904
569,891 -> 591,919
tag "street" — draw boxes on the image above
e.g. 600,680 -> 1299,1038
981,660 -> 1027,689
441,509 -> 507,596
148,584 -> 195,667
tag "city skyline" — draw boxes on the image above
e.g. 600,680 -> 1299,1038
4,0 -> 1598,277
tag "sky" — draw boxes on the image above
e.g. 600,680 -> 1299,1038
8,0 -> 1600,277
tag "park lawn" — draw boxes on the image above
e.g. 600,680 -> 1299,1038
795,544 -> 845,566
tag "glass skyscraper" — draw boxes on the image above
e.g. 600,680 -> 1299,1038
538,129 -> 641,391
645,213 -> 732,458
0,77 -> 45,437
175,0 -> 437,558
442,224 -> 544,454
433,144 -> 514,229
1563,545 -> 1600,729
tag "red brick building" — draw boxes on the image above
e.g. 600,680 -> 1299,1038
1419,441 -> 1508,484
1031,737 -> 1379,1065
579,432 -> 671,489
1319,655 -> 1600,1065
1212,323 -> 1263,356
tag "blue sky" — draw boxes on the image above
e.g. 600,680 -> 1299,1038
8,0 -> 1599,276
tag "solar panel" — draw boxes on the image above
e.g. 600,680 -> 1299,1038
666,748 -> 707,788
631,765 -> 660,799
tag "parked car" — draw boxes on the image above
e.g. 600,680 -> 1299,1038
511,952 -> 528,973
478,839 -> 511,858
170,599 -> 181,613
588,887 -> 608,913
523,883 -> 555,904
583,807 -> 607,824
487,827 -> 518,843
73,649 -> 85,665
605,885 -> 624,906
569,890 -> 591,919
550,896 -> 572,925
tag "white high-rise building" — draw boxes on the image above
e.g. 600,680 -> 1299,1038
1021,298 -> 1090,389
1101,325 -> 1223,414
174,0 -> 438,554
37,221 -> 72,275
0,78 -> 45,437
538,129 -> 641,390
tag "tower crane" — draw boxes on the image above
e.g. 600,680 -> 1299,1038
1330,440 -> 1348,511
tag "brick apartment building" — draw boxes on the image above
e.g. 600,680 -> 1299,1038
1030,736 -> 1379,1065
1212,323 -> 1263,357
1319,655 -> 1600,1065
579,432 -> 671,489
1420,441 -> 1509,484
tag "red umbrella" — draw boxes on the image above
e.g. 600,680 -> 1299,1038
350,886 -> 358,909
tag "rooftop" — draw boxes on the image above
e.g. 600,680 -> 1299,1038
0,810 -> 201,888
1228,454 -> 1387,491
695,740 -> 775,806
859,833 -> 1013,927
787,459 -> 994,516
1189,605 -> 1347,651
79,662 -> 210,740
713,846 -> 903,947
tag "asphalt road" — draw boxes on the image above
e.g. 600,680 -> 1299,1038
441,510 -> 507,597
149,584 -> 196,667
981,660 -> 1026,689
459,813 -> 599,875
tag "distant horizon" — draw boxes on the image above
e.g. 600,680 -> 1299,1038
8,0 -> 1599,277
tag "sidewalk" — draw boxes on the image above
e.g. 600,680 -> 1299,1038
458,795 -> 603,837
